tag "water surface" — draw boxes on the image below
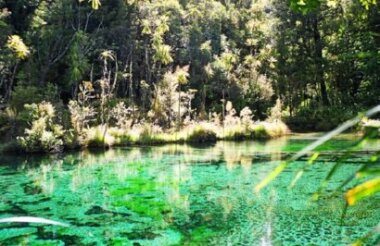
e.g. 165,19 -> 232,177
0,136 -> 379,245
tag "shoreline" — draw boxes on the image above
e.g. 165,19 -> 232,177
0,131 -> 369,156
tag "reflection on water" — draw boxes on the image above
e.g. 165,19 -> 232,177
0,137 -> 380,244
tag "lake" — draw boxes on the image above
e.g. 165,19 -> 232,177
0,135 -> 379,245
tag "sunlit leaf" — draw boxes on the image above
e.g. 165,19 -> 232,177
289,0 -> 320,14
290,152 -> 320,188
89,0 -> 101,10
0,216 -> 69,227
290,170 -> 304,188
359,0 -> 377,10
346,178 -> 380,206
6,35 -> 30,59
255,161 -> 287,192
308,152 -> 320,164
356,167 -> 380,178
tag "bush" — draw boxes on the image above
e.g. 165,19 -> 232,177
251,125 -> 270,139
0,140 -> 23,153
362,119 -> 380,138
0,107 -> 19,140
83,125 -> 116,147
10,84 -> 59,112
187,125 -> 217,143
108,127 -> 134,146
17,102 -> 64,153
223,125 -> 250,140
260,121 -> 290,138
286,106 -> 356,132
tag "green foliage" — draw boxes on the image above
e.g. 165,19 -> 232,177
150,66 -> 191,128
84,125 -> 115,147
362,119 -> 380,138
17,102 -> 64,153
6,35 -> 30,59
0,107 -> 18,139
359,0 -> 377,9
287,106 -> 356,132
10,84 -> 60,112
0,0 -> 379,142
187,125 -> 217,143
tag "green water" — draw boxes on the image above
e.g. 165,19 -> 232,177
0,136 -> 379,245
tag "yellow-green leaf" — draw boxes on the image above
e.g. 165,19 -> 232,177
255,161 -> 287,192
89,0 -> 101,10
308,152 -> 320,164
7,35 -> 30,59
346,178 -> 380,206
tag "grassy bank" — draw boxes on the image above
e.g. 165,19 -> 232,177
76,120 -> 290,147
0,120 -> 290,154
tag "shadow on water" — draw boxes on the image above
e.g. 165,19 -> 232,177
0,136 -> 380,244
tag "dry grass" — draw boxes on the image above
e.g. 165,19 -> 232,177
79,120 -> 289,148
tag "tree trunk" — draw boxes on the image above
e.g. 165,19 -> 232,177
177,83 -> 181,131
312,17 -> 329,106
5,62 -> 19,100
200,81 -> 207,119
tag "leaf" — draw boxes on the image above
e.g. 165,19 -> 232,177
89,0 -> 101,10
345,178 -> 380,206
289,152 -> 320,188
359,0 -> 377,10
290,170 -> 304,188
6,35 -> 30,59
308,152 -> 320,164
356,167 -> 380,178
255,161 -> 287,192
0,216 -> 69,227
289,0 -> 320,14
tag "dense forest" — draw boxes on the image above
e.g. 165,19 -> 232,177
0,0 -> 379,152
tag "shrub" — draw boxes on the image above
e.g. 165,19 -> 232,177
110,102 -> 135,129
0,107 -> 19,140
286,106 -> 356,132
187,125 -> 217,143
223,125 -> 250,140
68,100 -> 96,135
83,125 -> 115,147
17,102 -> 64,153
251,124 -> 269,138
10,84 -> 59,111
268,99 -> 283,122
361,119 -> 380,138
259,121 -> 289,138
108,127 -> 134,146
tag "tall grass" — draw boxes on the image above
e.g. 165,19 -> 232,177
78,120 -> 288,148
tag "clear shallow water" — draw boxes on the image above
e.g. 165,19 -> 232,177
0,137 -> 379,245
